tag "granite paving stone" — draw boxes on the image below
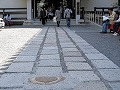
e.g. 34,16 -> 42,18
23,46 -> 40,49
26,44 -> 40,48
38,60 -> 61,67
0,73 -> 29,88
76,43 -> 90,46
35,67 -> 62,76
98,69 -> 120,81
6,62 -> 34,73
63,51 -> 82,57
85,53 -> 109,60
28,41 -> 42,45
69,71 -> 100,81
39,54 -> 60,60
91,60 -> 119,69
109,82 -> 120,90
41,50 -> 58,55
22,47 -> 39,51
14,56 -> 36,62
66,62 -> 92,70
81,48 -> 100,54
60,44 -> 76,48
19,51 -> 38,56
44,44 -> 57,47
73,81 -> 108,90
43,46 -> 58,50
62,48 -> 79,52
77,45 -> 95,49
64,57 -> 86,62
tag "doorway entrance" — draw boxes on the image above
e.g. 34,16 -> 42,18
32,0 -> 76,19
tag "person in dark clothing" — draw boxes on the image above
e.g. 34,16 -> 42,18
40,8 -> 47,26
113,7 -> 120,36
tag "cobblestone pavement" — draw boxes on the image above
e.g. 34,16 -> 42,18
0,26 -> 120,90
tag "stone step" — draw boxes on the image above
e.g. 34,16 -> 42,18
23,19 -> 85,25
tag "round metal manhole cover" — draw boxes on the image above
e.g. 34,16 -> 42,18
29,76 -> 65,85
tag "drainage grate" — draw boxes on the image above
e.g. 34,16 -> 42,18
29,76 -> 65,85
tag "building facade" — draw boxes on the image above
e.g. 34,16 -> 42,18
0,0 -> 118,24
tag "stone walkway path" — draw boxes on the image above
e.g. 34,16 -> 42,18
0,26 -> 120,90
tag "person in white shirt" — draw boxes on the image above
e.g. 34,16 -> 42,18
7,14 -> 11,21
64,7 -> 72,27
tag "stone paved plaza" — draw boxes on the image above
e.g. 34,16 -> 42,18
0,26 -> 120,90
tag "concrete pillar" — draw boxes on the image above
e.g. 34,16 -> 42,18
27,0 -> 32,20
75,0 -> 81,25
118,0 -> 120,6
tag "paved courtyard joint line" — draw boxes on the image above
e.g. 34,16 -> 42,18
0,26 -> 119,90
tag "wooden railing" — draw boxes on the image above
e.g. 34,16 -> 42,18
84,7 -> 117,25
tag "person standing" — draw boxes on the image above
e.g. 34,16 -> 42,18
64,7 -> 72,27
40,8 -> 47,26
55,7 -> 61,27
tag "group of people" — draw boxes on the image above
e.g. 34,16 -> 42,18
0,14 -> 12,28
101,6 -> 120,36
40,6 -> 72,27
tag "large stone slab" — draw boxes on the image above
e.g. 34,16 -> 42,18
81,48 -> 100,54
60,44 -> 76,48
39,54 -> 60,60
41,49 -> 58,55
6,62 -> 34,73
22,47 -> 39,51
26,44 -> 40,48
66,62 -> 92,70
44,41 -> 56,44
91,60 -> 119,69
19,50 -> 38,56
76,43 -> 90,46
85,53 -> 109,60
74,81 -> 108,90
78,45 -> 95,49
62,48 -> 79,52
98,69 -> 120,81
109,82 -> 120,90
44,44 -> 57,47
35,67 -> 62,76
14,56 -> 36,62
43,46 -> 58,50
29,41 -> 42,45
38,60 -> 61,67
69,71 -> 100,82
0,73 -> 28,88
64,57 -> 86,62
63,51 -> 82,57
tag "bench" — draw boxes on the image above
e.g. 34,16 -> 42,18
4,19 -> 24,26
